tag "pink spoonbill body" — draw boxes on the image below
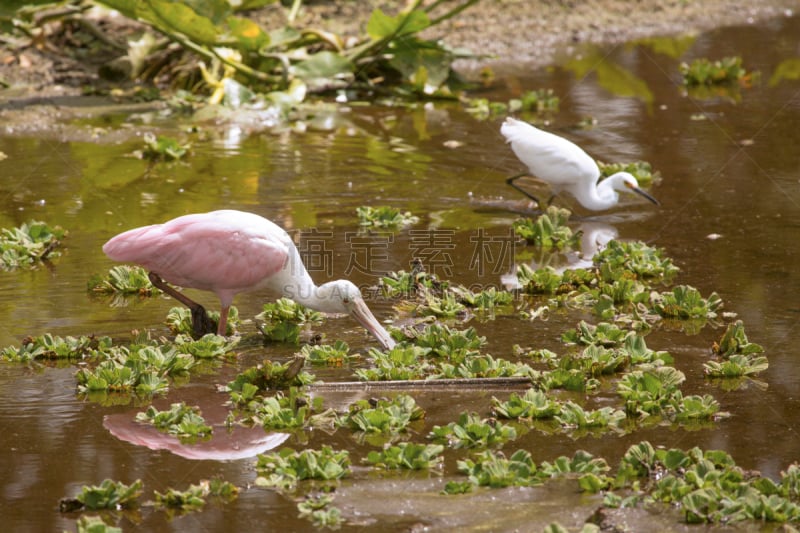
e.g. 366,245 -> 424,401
103,210 -> 395,349
500,117 -> 659,211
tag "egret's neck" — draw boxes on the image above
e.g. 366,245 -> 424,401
573,173 -> 621,211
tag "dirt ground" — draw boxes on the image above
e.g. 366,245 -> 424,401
0,0 -> 797,96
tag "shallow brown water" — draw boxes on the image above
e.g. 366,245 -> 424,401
1,14 -> 800,532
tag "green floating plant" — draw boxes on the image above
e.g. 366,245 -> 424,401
380,265 -> 448,298
255,298 -> 322,343
339,394 -> 425,434
703,353 -> 769,379
555,401 -> 626,430
515,264 -> 594,295
166,306 -> 240,337
651,285 -> 722,319
356,206 -> 419,228
437,354 -> 534,380
74,516 -> 121,533
88,265 -> 158,296
457,449 -> 540,488
466,88 -> 559,120
594,240 -> 679,281
154,479 -> 238,510
562,321 -> 631,347
226,359 -> 316,402
513,206 -> 582,249
0,220 -> 66,270
135,402 -> 212,440
617,366 -> 686,416
597,160 -> 659,187
2,334 -> 111,363
299,341 -> 353,366
355,345 -> 435,381
429,412 -> 517,449
140,132 -> 190,161
613,441 -> 800,524
297,494 -> 342,529
405,323 -> 486,362
491,388 -> 561,420
255,446 -> 351,490
449,285 -> 515,313
408,289 -> 466,318
364,442 -> 445,470
680,56 -> 754,86
60,479 -> 143,512
712,320 -> 764,356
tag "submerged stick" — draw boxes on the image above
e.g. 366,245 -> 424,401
307,376 -> 532,391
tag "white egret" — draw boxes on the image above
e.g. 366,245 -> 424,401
500,117 -> 659,211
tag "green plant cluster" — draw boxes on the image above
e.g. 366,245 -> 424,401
513,206 -> 582,249
356,205 -> 420,228
135,401 -> 213,440
339,394 -> 425,434
88,265 -> 159,296
465,88 -> 560,120
597,160 -> 659,187
255,297 -> 323,343
154,478 -> 239,511
0,220 -> 65,269
255,446 -> 351,490
166,306 -> 241,336
680,56 -> 754,86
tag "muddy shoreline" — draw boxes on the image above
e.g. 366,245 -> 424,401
0,0 -> 797,96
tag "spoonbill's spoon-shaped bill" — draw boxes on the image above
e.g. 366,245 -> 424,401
500,117 -> 659,211
103,210 -> 396,349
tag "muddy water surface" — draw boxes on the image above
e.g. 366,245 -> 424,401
1,13 -> 800,532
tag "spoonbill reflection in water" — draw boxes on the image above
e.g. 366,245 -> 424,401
500,117 -> 659,211
103,210 -> 395,349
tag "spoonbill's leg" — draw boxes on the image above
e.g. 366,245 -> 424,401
506,173 -> 542,206
216,305 -> 230,336
147,272 -> 216,337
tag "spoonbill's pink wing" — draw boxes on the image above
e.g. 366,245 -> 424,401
103,211 -> 290,297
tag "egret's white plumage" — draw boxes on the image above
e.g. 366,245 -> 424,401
500,117 -> 659,211
103,210 -> 395,349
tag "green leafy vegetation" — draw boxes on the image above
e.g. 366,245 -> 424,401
62,479 -> 143,511
365,442 -> 445,470
88,265 -> 159,296
226,359 -> 315,402
255,446 -> 351,490
680,56 -> 754,86
356,206 -> 419,228
339,394 -> 425,434
154,479 -> 239,510
297,494 -> 343,529
166,306 -> 240,336
139,132 -> 191,160
597,160 -> 659,187
513,206 -> 581,249
0,220 -> 65,269
299,341 -> 354,366
429,412 -> 517,448
135,402 -> 213,440
465,88 -> 559,120
256,298 -> 322,343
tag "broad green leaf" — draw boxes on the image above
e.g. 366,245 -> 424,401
292,51 -> 353,80
148,0 -> 219,46
227,16 -> 270,51
366,8 -> 430,41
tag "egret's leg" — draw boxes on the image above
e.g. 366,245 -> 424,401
148,272 -> 215,336
506,174 -> 541,205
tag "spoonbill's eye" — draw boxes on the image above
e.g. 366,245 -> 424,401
342,297 -> 350,304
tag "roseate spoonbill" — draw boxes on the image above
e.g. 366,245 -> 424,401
500,117 -> 659,211
103,210 -> 396,349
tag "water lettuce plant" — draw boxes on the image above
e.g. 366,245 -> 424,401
429,412 -> 517,449
299,341 -> 353,366
381,265 -> 448,298
651,285 -> 722,319
491,388 -> 560,420
356,206 -> 419,228
0,220 -> 65,269
61,479 -> 143,512
226,359 -> 315,403
135,402 -> 213,440
465,88 -> 559,120
297,494 -> 342,529
680,56 -> 754,86
712,320 -> 765,356
255,298 -> 322,343
255,446 -> 351,490
167,306 -> 240,337
512,206 -> 581,249
457,449 -> 541,488
364,442 -> 444,470
88,265 -> 159,296
139,132 -> 191,161
154,479 -> 239,510
2,334 -> 111,363
594,240 -> 679,281
597,160 -> 659,187
339,394 -> 425,434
